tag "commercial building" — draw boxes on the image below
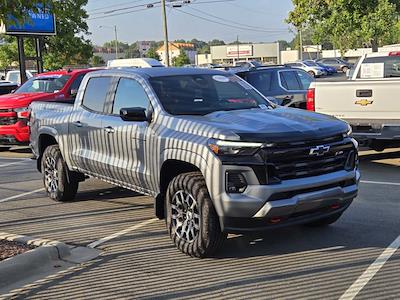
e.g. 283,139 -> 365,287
157,42 -> 197,65
205,42 -> 285,65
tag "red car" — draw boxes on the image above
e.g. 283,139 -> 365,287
0,69 -> 98,149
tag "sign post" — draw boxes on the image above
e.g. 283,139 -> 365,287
1,5 -> 56,84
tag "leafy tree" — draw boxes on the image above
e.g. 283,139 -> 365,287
146,47 -> 160,60
172,51 -> 190,67
124,43 -> 141,58
91,55 -> 105,66
287,0 -> 400,54
103,40 -> 129,52
209,39 -> 225,46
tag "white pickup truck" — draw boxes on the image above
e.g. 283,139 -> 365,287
308,51 -> 400,150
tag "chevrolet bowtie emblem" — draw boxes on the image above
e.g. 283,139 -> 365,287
309,145 -> 330,156
355,99 -> 373,106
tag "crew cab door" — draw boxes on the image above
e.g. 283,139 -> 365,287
101,77 -> 153,190
68,76 -> 115,174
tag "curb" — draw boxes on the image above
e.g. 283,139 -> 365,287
0,232 -> 71,289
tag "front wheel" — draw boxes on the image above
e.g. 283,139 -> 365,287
42,145 -> 79,202
166,172 -> 227,258
308,71 -> 316,77
304,212 -> 343,227
341,66 -> 349,73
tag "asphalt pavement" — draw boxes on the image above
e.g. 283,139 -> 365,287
0,147 -> 399,299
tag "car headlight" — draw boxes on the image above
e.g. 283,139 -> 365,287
208,139 -> 263,156
343,123 -> 352,138
14,107 -> 30,119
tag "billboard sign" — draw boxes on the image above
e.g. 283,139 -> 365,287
2,6 -> 56,36
226,45 -> 253,57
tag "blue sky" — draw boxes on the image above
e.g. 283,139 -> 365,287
85,0 -> 295,46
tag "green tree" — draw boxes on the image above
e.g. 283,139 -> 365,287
146,47 -> 160,60
124,43 -> 141,58
91,55 -> 105,66
172,51 -> 190,67
287,0 -> 400,54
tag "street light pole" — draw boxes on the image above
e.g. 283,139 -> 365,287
161,0 -> 170,66
114,25 -> 118,59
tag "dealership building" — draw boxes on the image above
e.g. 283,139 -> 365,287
197,42 -> 285,65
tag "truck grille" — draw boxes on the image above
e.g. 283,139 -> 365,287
0,109 -> 17,125
260,135 -> 356,182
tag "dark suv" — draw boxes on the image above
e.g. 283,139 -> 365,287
235,66 -> 314,109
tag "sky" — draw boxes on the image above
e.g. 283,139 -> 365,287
85,0 -> 295,46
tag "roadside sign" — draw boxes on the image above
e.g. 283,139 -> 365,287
1,5 -> 56,36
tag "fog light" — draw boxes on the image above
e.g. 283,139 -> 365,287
226,171 -> 247,193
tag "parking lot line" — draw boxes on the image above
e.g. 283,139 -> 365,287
360,180 -> 400,186
87,218 -> 158,248
339,234 -> 400,300
0,188 -> 45,203
0,160 -> 30,168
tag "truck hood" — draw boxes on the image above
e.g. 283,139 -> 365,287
0,92 -> 51,109
173,107 -> 349,143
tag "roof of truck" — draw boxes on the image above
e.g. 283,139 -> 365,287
100,67 -> 229,78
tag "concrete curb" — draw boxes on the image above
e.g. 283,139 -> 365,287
0,232 -> 71,289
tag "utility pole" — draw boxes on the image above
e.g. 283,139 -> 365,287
161,0 -> 170,66
114,25 -> 119,59
299,27 -> 303,61
236,35 -> 240,63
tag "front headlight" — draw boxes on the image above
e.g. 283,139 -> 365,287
208,139 -> 263,156
343,123 -> 352,138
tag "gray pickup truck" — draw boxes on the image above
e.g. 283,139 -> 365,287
30,68 -> 360,257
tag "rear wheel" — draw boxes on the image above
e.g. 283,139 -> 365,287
341,66 -> 349,73
42,145 -> 79,202
307,71 -> 316,77
304,212 -> 343,227
166,172 -> 227,258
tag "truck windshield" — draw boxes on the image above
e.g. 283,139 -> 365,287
16,75 -> 71,94
149,74 -> 271,115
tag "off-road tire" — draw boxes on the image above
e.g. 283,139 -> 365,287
166,172 -> 227,258
42,145 -> 79,202
304,212 -> 343,227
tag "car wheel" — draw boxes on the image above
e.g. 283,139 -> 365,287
341,66 -> 349,73
308,71 -> 316,77
42,145 -> 79,202
304,212 -> 343,227
166,172 -> 227,258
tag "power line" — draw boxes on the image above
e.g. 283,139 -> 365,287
89,1 -> 159,17
88,6 -> 158,20
87,0 -> 148,13
187,6 -> 288,32
172,7 -> 289,34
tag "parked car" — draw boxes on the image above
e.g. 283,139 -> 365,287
316,58 -> 353,73
0,81 -> 18,95
233,60 -> 263,68
235,65 -> 314,109
5,70 -> 36,85
0,68 -> 98,149
285,61 -> 327,77
309,51 -> 400,151
30,67 -> 359,257
314,62 -> 337,75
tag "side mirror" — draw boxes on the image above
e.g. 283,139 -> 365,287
70,89 -> 78,97
120,107 -> 148,122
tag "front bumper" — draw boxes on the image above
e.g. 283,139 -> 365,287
0,122 -> 30,145
217,168 -> 360,233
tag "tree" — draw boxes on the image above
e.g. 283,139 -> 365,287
146,47 -> 160,60
287,0 -> 400,54
172,51 -> 190,67
0,1 -> 52,24
91,55 -> 105,66
124,43 -> 141,58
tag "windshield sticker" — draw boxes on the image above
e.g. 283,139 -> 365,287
212,75 -> 230,83
360,63 -> 384,78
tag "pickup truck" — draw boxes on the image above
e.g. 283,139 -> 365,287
0,69 -> 97,148
308,51 -> 400,150
30,68 -> 360,257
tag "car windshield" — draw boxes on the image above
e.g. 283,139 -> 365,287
16,75 -> 71,94
149,74 -> 271,116
304,61 -> 318,67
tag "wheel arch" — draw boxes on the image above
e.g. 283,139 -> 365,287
37,133 -> 59,172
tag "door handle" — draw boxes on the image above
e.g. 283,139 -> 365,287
72,121 -> 83,127
104,126 -> 115,134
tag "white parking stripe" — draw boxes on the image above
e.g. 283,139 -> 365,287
87,218 -> 158,248
0,159 -> 31,168
360,180 -> 400,186
339,235 -> 400,300
0,188 -> 45,203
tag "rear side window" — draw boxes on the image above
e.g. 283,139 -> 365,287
82,77 -> 113,113
295,70 -> 313,89
280,71 -> 302,90
245,71 -> 273,95
358,56 -> 400,78
112,78 -> 150,115
69,73 -> 86,91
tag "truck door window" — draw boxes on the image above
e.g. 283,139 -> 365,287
295,70 -> 313,90
82,77 -> 113,113
69,74 -> 86,92
112,78 -> 150,115
280,71 -> 302,90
